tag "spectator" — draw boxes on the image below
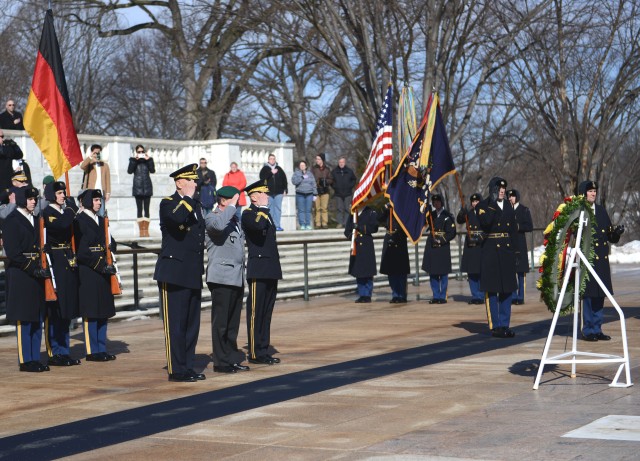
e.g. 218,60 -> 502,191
312,153 -> 333,229
259,153 -> 288,230
291,160 -> 317,230
80,144 -> 111,217
0,100 -> 25,131
222,161 -> 247,221
0,129 -> 24,192
127,144 -> 155,237
196,157 -> 217,215
331,156 -> 357,228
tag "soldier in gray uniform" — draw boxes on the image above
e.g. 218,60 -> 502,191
205,186 -> 250,373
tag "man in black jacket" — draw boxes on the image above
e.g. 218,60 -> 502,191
0,100 -> 25,130
422,194 -> 456,304
259,153 -> 288,230
345,206 -> 378,303
154,164 -> 206,382
478,177 -> 518,338
0,129 -> 24,192
507,189 -> 533,304
331,156 -> 357,228
242,179 -> 283,364
579,180 -> 624,341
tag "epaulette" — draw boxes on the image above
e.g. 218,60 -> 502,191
162,196 -> 173,201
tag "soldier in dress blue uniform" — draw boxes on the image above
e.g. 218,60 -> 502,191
154,164 -> 206,382
205,186 -> 250,373
477,177 -> 518,338
507,189 -> 533,305
456,193 -> 484,304
345,206 -> 379,303
242,179 -> 283,364
379,204 -> 409,303
42,181 -> 81,367
75,189 -> 118,362
579,180 -> 624,341
422,194 -> 456,304
3,186 -> 51,372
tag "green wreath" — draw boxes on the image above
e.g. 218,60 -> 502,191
536,195 -> 596,315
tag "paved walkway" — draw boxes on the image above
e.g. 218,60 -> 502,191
1,265 -> 639,461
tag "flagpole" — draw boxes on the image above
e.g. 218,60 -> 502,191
453,172 -> 471,239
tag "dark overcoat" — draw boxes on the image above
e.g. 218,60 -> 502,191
242,204 -> 282,280
153,192 -> 205,289
43,205 -> 80,318
345,207 -> 378,278
3,210 -> 46,322
379,211 -> 409,276
127,157 -> 155,197
457,206 -> 483,275
422,209 -> 456,275
513,203 -> 533,272
74,212 -> 116,319
477,199 -> 517,293
584,204 -> 618,297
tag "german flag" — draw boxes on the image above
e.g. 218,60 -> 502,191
24,9 -> 82,179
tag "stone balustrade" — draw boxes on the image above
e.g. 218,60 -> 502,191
3,130 -> 296,235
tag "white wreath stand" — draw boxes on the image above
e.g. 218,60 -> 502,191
533,210 -> 632,390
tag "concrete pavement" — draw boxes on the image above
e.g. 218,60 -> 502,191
1,265 -> 639,460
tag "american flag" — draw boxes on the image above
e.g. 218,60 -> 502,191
351,84 -> 393,213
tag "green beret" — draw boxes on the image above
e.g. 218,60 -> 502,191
217,186 -> 239,198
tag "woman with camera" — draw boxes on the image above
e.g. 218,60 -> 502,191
312,153 -> 333,229
127,144 -> 155,237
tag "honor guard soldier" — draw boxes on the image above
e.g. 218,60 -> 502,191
3,187 -> 51,372
477,177 -> 518,338
345,206 -> 379,303
205,186 -> 250,373
379,205 -> 409,303
75,189 -> 117,361
42,181 -> 81,366
579,180 -> 624,341
457,193 -> 485,304
422,194 -> 456,304
154,164 -> 206,382
507,189 -> 533,304
242,179 -> 283,364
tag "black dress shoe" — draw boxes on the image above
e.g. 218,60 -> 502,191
396,298 -> 407,304
428,299 -> 440,304
187,369 -> 206,380
492,327 -> 515,338
390,297 -> 398,304
362,296 -> 372,303
266,355 -> 281,363
232,363 -> 251,371
48,354 -> 78,366
86,353 -> 110,362
582,334 -> 598,342
248,356 -> 275,365
19,361 -> 49,372
355,296 -> 366,303
105,353 -> 116,361
438,299 -> 448,304
168,373 -> 197,382
595,332 -> 611,341
213,365 -> 237,373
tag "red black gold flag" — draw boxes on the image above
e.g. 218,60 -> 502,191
24,9 -> 83,179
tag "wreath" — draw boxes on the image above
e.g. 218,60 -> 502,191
536,195 -> 596,315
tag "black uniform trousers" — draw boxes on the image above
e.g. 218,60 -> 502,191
208,282 -> 244,367
246,278 -> 277,360
159,282 -> 201,375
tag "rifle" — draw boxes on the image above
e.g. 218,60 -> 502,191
103,212 -> 122,295
39,216 -> 57,301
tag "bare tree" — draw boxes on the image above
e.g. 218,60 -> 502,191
64,0 -> 292,139
502,0 -> 640,199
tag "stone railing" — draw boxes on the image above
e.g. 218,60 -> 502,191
3,130 -> 296,235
